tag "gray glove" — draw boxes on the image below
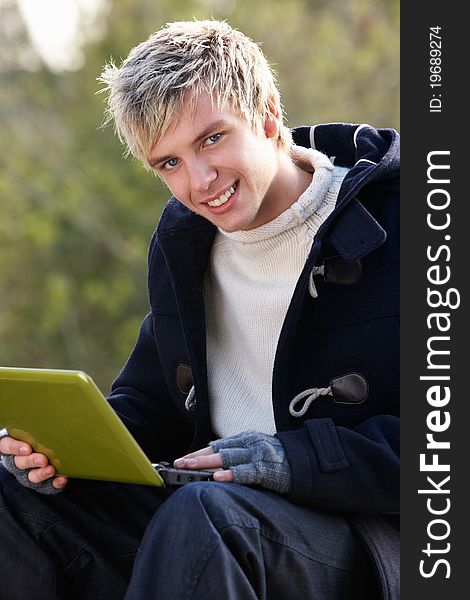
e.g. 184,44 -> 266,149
0,429 -> 61,495
210,431 -> 291,494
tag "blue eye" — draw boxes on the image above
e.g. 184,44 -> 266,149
206,133 -> 221,145
164,158 -> 178,169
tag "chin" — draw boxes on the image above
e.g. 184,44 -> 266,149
218,223 -> 241,233
219,218 -> 256,233
215,208 -> 260,233
215,215 -> 246,233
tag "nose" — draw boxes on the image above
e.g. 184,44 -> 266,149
188,159 -> 217,193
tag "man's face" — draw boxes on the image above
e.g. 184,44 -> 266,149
148,92 -> 287,232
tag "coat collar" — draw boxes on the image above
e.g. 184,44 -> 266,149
156,124 -> 399,262
292,123 -> 399,261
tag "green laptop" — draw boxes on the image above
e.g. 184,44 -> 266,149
0,367 -> 164,486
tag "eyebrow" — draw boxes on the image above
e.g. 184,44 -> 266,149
148,119 -> 229,168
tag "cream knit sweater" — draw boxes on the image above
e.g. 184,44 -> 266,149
204,147 -> 349,438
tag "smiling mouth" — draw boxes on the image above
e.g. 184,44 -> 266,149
206,182 -> 238,207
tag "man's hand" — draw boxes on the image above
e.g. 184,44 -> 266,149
173,432 -> 291,494
0,435 -> 68,490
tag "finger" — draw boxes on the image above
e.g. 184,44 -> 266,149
52,476 -> 69,490
0,437 -> 32,456
213,469 -> 234,482
174,453 -> 223,470
177,446 -> 214,460
27,465 -> 56,484
14,453 -> 49,470
179,454 -> 223,470
174,446 -> 214,466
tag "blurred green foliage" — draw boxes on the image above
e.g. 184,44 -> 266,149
0,0 -> 399,391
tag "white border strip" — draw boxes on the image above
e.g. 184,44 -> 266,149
309,125 -> 317,149
355,158 -> 377,166
353,123 -> 373,148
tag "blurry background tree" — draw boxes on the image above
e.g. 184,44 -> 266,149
0,0 -> 399,390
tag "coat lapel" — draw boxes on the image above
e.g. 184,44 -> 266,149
157,202 -> 217,449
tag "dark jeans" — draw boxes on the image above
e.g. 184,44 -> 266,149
0,468 -> 377,599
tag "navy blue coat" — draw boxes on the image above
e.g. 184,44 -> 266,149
108,122 -> 400,596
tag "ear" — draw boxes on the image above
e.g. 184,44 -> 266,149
263,97 -> 282,140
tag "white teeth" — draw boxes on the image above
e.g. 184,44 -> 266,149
207,183 -> 237,207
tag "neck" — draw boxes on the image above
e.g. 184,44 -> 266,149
258,148 -> 313,226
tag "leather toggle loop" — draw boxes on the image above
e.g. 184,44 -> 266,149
330,373 -> 369,404
323,256 -> 362,284
309,256 -> 361,299
176,364 -> 193,394
289,373 -> 369,418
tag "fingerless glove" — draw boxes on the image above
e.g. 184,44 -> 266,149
210,431 -> 291,494
0,429 -> 61,495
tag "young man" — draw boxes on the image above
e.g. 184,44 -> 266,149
0,20 -> 399,599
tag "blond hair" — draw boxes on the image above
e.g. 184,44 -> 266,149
99,20 -> 292,168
